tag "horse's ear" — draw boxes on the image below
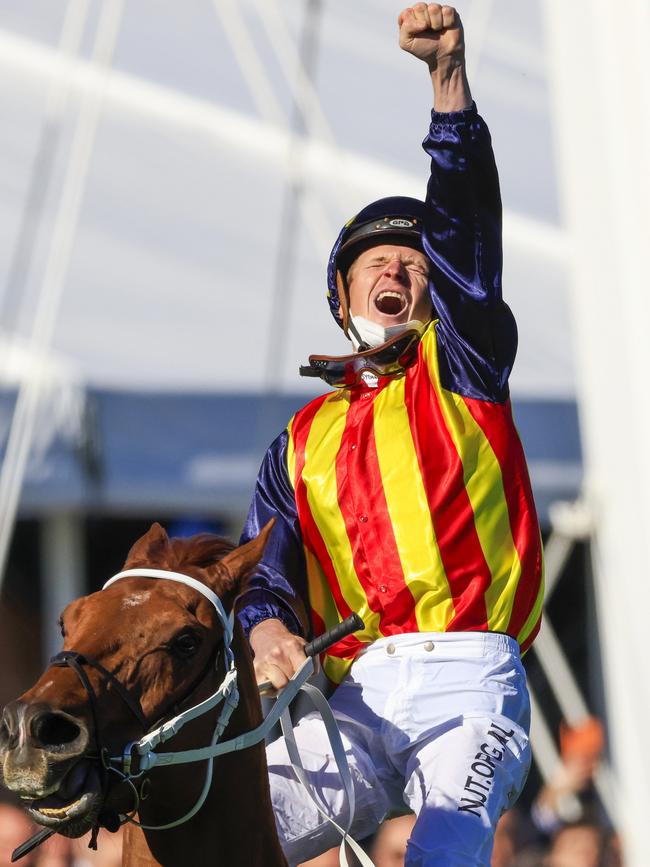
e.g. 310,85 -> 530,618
124,522 -> 172,567
217,519 -> 275,592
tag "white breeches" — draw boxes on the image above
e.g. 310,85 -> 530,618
267,631 -> 532,867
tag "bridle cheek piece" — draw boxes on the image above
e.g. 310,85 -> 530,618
49,650 -> 148,734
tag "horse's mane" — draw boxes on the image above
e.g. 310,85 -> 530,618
167,533 -> 236,572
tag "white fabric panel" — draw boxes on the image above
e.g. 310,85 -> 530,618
543,0 -> 650,861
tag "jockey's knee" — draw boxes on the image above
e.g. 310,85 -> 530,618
266,714 -> 388,864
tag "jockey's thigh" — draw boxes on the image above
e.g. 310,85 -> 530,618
402,713 -> 530,867
382,633 -> 532,867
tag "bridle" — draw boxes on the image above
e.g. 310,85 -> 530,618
20,569 -> 373,867
51,568 -> 241,833
50,567 -> 316,834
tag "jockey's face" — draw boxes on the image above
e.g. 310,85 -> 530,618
347,244 -> 432,328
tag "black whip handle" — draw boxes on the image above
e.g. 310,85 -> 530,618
304,613 -> 364,658
257,613 -> 364,695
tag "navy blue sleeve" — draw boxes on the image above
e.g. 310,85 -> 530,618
236,430 -> 310,640
422,102 -> 517,402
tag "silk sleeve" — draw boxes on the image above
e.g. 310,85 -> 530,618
236,430 -> 310,640
422,102 -> 517,402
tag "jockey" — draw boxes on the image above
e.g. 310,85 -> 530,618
237,5 -> 543,866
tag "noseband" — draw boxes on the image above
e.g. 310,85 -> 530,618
50,650 -> 148,737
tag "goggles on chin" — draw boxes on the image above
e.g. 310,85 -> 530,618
299,329 -> 422,388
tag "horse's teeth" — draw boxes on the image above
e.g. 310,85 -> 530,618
37,798 -> 81,816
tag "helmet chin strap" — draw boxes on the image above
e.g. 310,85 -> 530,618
348,314 -> 426,351
346,316 -> 371,352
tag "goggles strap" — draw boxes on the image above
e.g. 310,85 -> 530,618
336,269 -> 372,349
334,269 -> 371,351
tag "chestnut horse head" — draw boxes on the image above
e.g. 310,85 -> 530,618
0,521 -> 287,866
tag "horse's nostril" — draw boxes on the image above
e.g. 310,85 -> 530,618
32,712 -> 82,749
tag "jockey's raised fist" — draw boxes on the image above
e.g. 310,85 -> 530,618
398,4 -> 464,69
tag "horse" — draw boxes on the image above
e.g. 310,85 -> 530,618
0,520 -> 289,866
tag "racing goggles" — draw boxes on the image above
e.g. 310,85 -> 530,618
299,329 -> 421,388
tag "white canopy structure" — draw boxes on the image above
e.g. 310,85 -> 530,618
544,1 -> 650,861
0,0 -> 571,395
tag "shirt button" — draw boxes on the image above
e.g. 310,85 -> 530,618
358,515 -> 368,523
350,444 -> 357,451
379,584 -> 387,593
386,643 -> 396,655
423,640 -> 434,652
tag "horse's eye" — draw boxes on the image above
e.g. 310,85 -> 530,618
58,617 -> 66,638
171,632 -> 200,658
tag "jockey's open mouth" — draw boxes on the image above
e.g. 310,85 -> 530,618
25,759 -> 102,835
373,288 -> 409,317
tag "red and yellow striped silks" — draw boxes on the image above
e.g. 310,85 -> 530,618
287,325 -> 544,683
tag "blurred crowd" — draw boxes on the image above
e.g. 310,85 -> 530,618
297,810 -> 622,867
0,804 -> 122,867
0,717 -> 620,867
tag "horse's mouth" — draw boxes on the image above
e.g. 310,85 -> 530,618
25,760 -> 103,835
29,790 -> 97,825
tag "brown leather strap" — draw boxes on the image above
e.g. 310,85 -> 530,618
335,269 -> 350,336
50,651 -> 147,731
